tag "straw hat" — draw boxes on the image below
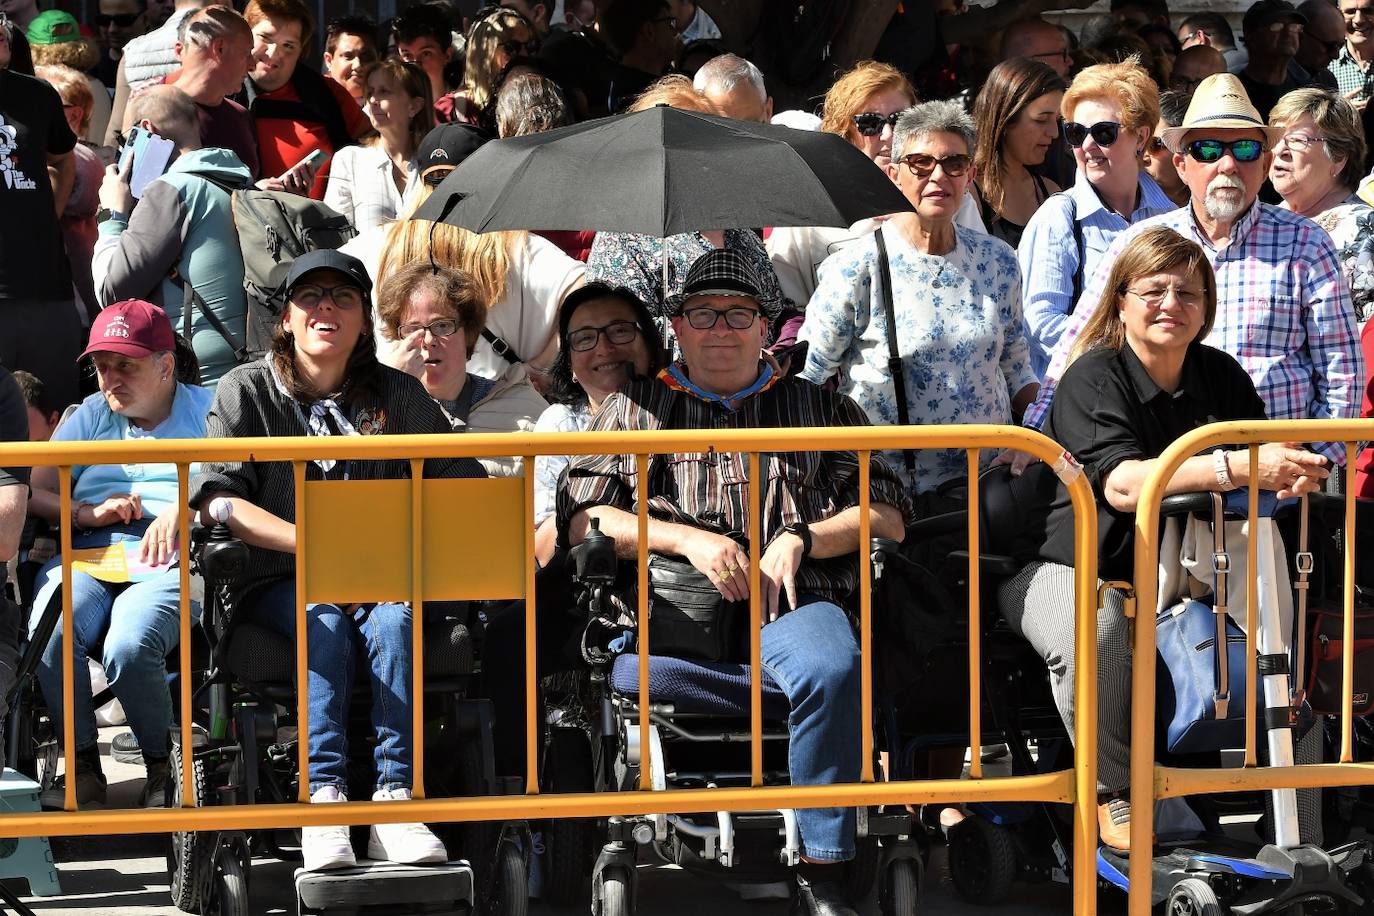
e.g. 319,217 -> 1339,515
1160,73 -> 1285,153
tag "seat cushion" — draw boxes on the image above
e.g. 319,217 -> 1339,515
609,654 -> 791,720
225,619 -> 474,686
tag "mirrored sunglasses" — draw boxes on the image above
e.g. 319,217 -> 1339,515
1186,138 -> 1265,163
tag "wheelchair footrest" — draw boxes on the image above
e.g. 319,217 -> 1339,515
294,860 -> 473,912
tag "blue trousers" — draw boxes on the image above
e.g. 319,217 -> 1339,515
247,579 -> 413,794
761,600 -> 862,862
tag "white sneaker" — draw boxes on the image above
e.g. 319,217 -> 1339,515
367,787 -> 448,865
302,785 -> 356,871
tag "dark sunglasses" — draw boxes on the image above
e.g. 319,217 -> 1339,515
96,11 -> 141,26
1148,136 -> 1167,152
1185,138 -> 1265,163
853,111 -> 900,137
1062,120 -> 1122,148
499,37 -> 538,55
898,152 -> 972,178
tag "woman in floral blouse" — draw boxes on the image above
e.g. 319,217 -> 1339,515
798,99 -> 1039,497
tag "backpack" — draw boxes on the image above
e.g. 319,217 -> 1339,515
170,184 -> 357,363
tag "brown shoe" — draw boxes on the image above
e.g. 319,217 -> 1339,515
1098,796 -> 1131,852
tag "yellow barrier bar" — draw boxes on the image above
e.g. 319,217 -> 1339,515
967,449 -> 983,780
1156,761 -> 1374,796
858,451 -> 873,786
58,467 -> 75,813
410,459 -> 426,800
1067,454 -> 1100,916
636,453 -> 651,792
1342,447 -> 1357,763
0,770 -> 1080,839
748,452 -> 763,788
178,465 -> 193,807
294,461 -> 310,804
1245,449 -> 1258,769
524,458 -> 539,796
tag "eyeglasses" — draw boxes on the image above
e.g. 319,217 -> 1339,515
1030,48 -> 1071,63
1266,20 -> 1303,33
853,111 -> 901,137
399,318 -> 461,338
1062,120 -> 1122,148
897,152 -> 972,177
1123,284 -> 1203,308
291,283 -> 364,309
682,307 -> 761,331
499,37 -> 539,56
568,320 -> 641,352
96,12 -> 141,27
1185,138 -> 1265,162
1275,132 -> 1328,153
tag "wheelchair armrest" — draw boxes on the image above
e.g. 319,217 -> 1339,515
1160,492 -> 1216,519
947,550 -> 1022,579
903,510 -> 968,542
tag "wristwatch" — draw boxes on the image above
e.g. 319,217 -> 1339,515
781,522 -> 812,558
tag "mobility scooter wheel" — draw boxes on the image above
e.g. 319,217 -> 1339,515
948,816 -> 1017,905
1166,877 -> 1222,916
878,857 -> 920,916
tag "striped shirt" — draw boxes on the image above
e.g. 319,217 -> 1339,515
557,372 -> 916,607
192,360 -> 486,591
1023,202 -> 1364,465
1329,44 -> 1374,102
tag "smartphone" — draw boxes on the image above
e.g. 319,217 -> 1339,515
117,125 -> 149,173
293,148 -> 330,172
118,126 -> 176,199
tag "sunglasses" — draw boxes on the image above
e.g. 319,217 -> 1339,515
1185,138 -> 1265,163
1148,136 -> 1167,152
568,320 -> 641,352
897,152 -> 972,178
96,12 -> 141,27
853,111 -> 900,137
1062,120 -> 1122,148
499,37 -> 538,55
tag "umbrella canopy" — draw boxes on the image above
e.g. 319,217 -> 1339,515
411,105 -> 915,235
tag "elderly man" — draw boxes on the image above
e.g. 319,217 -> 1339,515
166,5 -> 258,178
1169,44 -> 1226,97
693,52 -> 771,122
1024,74 -> 1364,468
1000,16 -> 1072,77
560,249 -> 912,916
1332,0 -> 1374,108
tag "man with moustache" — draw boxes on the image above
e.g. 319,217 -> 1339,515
1023,74 -> 1363,469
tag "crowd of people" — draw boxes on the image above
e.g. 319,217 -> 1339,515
2,0 -> 1374,912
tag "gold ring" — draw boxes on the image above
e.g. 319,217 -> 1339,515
714,570 -> 729,580
726,564 -> 739,574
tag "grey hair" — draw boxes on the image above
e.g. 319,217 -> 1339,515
495,71 -> 572,138
178,5 -> 251,50
892,99 -> 977,164
126,84 -> 200,135
692,53 -> 767,104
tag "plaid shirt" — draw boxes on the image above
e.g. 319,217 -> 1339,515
557,371 -> 916,607
1023,202 -> 1364,465
1329,44 -> 1374,101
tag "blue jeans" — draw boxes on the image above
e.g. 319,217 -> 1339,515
31,525 -> 197,758
246,579 -> 413,794
761,600 -> 862,862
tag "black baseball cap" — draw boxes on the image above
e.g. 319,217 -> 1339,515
284,250 -> 373,298
415,123 -> 489,184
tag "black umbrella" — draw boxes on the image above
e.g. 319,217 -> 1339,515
411,105 -> 915,235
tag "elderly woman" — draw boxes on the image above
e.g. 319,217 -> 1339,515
1267,89 -> 1374,497
374,260 -> 548,477
998,226 -> 1329,852
767,60 -> 985,308
798,100 -> 1039,500
971,58 -> 1068,248
1019,59 -> 1177,376
28,300 -> 213,811
193,250 -> 484,871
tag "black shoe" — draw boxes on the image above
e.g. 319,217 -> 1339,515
139,758 -> 170,809
789,872 -> 858,916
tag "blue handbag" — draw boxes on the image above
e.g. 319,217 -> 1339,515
1156,493 -> 1249,754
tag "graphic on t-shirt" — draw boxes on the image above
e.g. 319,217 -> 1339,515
0,116 -> 37,191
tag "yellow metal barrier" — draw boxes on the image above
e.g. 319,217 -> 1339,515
1129,418 -> 1374,916
2,425 -> 1101,912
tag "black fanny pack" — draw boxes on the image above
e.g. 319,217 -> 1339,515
646,554 -> 746,662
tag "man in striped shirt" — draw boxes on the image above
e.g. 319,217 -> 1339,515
559,250 -> 913,916
1022,74 -> 1363,464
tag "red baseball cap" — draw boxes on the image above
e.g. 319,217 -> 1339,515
79,300 -> 177,361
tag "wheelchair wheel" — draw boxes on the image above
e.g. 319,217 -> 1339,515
202,843 -> 248,916
491,840 -> 528,916
878,858 -> 920,916
542,727 -> 597,905
167,742 -> 207,913
948,816 -> 1017,905
594,867 -> 631,916
1166,877 -> 1221,916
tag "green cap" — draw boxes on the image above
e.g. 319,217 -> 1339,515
27,10 -> 82,45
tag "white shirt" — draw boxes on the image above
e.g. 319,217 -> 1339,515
325,144 -> 414,235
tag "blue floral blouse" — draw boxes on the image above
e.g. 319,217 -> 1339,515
798,224 -> 1039,494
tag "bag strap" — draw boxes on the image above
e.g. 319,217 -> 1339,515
1292,494 -> 1312,704
1209,492 -> 1232,719
1068,194 -> 1084,309
482,328 -> 523,365
169,266 -> 251,364
874,228 -> 916,476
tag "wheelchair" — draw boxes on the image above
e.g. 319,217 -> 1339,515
166,500 -> 529,916
537,518 -> 925,916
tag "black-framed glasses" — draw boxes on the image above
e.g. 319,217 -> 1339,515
1186,138 -> 1265,163
291,283 -> 364,309
1030,48 -> 1071,64
682,307 -> 761,331
399,318 -> 461,338
853,111 -> 901,137
1063,120 -> 1122,148
898,152 -> 972,178
96,11 -> 141,27
568,320 -> 641,352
